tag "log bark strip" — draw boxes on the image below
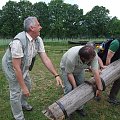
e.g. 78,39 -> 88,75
42,60 -> 120,120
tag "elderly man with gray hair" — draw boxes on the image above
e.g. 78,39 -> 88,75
2,16 -> 63,120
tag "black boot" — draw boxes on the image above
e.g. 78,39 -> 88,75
67,113 -> 74,120
76,109 -> 87,117
107,97 -> 120,105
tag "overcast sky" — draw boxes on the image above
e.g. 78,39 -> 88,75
1,0 -> 120,19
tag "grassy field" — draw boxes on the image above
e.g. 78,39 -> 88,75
0,41 -> 120,120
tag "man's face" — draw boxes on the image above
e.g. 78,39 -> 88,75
81,57 -> 94,65
31,19 -> 42,38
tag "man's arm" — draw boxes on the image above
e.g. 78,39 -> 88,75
106,50 -> 114,65
67,73 -> 77,88
98,56 -> 107,69
12,58 -> 30,97
39,52 -> 64,87
92,69 -> 103,96
106,40 -> 119,65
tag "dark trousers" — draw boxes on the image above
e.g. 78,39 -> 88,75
109,78 -> 120,99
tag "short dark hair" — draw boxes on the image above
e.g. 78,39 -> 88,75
78,45 -> 96,60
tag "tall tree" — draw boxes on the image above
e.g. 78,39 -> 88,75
62,3 -> 83,38
0,1 -> 19,37
48,0 -> 83,39
0,10 -> 3,37
107,17 -> 120,37
17,1 -> 34,32
1,1 -> 34,37
33,2 -> 49,38
84,6 -> 110,38
48,0 -> 64,39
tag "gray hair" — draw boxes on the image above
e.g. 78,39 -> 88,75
24,17 -> 37,32
86,41 -> 96,49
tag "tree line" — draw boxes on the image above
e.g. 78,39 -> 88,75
0,0 -> 120,39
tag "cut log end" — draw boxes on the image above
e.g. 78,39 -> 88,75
42,109 -> 54,120
42,108 -> 65,120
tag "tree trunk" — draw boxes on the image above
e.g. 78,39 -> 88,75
42,59 -> 120,120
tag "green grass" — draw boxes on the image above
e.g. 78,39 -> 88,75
0,41 -> 120,120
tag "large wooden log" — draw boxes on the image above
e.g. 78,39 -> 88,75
42,59 -> 120,120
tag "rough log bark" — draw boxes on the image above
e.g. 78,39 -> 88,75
42,59 -> 120,120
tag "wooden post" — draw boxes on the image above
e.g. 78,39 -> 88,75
42,60 -> 120,120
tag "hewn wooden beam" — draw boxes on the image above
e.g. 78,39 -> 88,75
42,59 -> 120,120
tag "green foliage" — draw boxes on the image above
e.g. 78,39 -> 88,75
84,6 -> 110,38
0,0 -> 120,39
1,1 -> 19,37
108,17 -> 120,36
0,1 -> 34,37
33,2 -> 50,38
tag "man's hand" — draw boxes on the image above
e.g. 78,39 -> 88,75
95,90 -> 102,101
55,76 -> 64,88
22,87 -> 30,97
96,90 -> 102,97
100,65 -> 107,70
96,89 -> 102,96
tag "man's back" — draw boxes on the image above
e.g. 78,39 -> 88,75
98,39 -> 120,64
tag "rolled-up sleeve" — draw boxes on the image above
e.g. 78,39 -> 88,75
91,55 -> 99,70
37,36 -> 45,53
10,40 -> 24,58
109,40 -> 119,53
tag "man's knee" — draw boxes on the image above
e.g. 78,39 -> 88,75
64,85 -> 73,95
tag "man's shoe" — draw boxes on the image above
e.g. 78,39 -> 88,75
66,114 -> 74,120
22,104 -> 33,111
107,98 -> 120,105
76,109 -> 87,117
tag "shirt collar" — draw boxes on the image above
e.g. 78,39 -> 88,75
78,55 -> 83,64
25,32 -> 33,42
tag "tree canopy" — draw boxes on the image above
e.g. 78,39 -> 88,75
0,0 -> 120,39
